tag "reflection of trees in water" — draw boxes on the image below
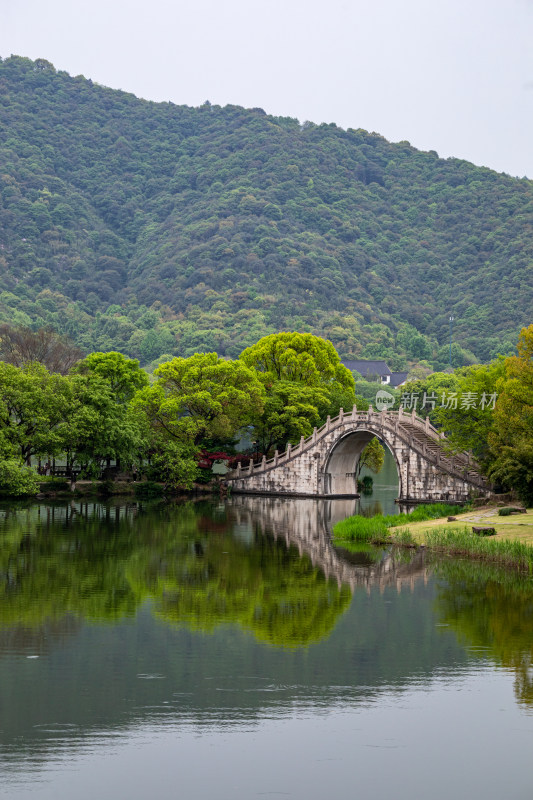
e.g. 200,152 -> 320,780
0,500 -> 351,648
0,501 -> 142,626
0,498 -> 434,650
128,533 -> 351,647
433,560 -> 533,707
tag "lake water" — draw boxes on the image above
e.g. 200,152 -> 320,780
0,496 -> 532,800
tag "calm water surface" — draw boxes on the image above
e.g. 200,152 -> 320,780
0,495 -> 532,799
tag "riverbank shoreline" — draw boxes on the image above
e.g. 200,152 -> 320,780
0,478 -> 225,501
396,505 -> 533,545
333,504 -> 533,574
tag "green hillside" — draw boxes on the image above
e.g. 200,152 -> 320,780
0,55 -> 531,366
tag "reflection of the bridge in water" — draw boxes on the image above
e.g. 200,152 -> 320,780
230,495 -> 428,594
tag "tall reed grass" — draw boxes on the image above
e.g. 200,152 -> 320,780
425,526 -> 533,573
333,514 -> 390,543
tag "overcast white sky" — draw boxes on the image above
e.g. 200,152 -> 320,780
2,0 -> 532,177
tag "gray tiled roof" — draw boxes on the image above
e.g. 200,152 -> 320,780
390,372 -> 409,388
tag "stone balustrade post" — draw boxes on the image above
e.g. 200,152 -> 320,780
236,462 -> 241,475
299,435 -> 305,449
274,450 -> 279,465
339,407 -> 344,424
286,443 -> 292,459
352,404 -> 357,420
312,427 -> 317,443
411,408 -> 416,424
425,415 -> 430,433
249,459 -> 254,474
261,455 -> 267,470
326,415 -> 331,431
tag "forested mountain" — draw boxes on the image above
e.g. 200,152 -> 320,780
0,55 -> 531,367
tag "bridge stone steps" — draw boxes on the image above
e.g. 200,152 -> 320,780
396,419 -> 484,482
372,412 -> 487,488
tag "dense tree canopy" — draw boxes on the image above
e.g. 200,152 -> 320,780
240,332 -> 354,389
61,372 -> 145,475
0,362 -> 71,463
72,351 -> 149,403
240,332 -> 356,452
136,352 -> 265,445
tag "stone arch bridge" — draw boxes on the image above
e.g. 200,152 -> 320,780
226,407 -> 491,503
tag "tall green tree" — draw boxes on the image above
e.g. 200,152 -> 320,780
239,332 -> 356,453
240,332 -> 354,393
136,352 -> 265,445
72,351 -> 149,403
58,373 -> 146,476
0,362 -> 71,463
132,353 -> 265,485
488,325 -> 533,504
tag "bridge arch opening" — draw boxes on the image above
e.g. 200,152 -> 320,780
323,429 -> 401,497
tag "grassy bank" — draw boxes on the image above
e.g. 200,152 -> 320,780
332,503 -> 465,544
394,507 -> 533,544
333,504 -> 533,573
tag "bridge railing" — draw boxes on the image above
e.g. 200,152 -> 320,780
234,406 -> 441,472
